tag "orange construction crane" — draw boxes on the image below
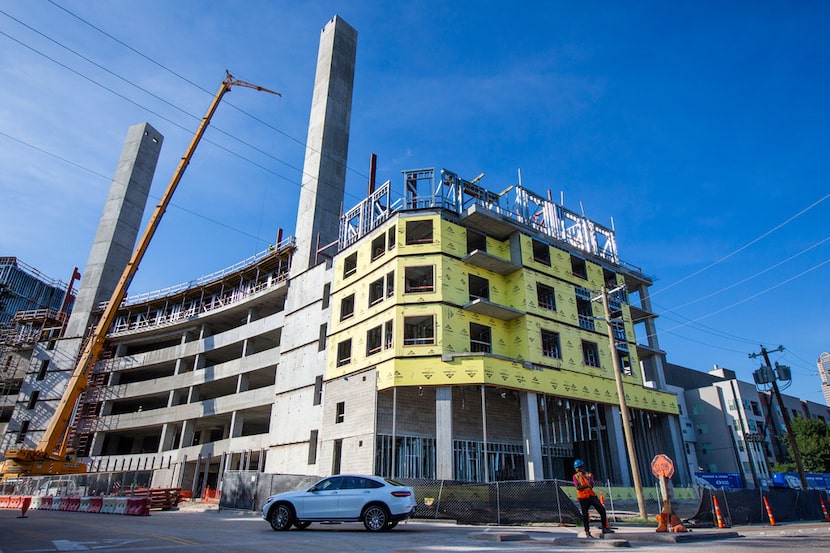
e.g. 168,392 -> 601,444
1,71 -> 280,480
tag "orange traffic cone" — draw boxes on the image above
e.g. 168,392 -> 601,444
712,495 -> 725,528
763,495 -> 776,526
820,497 -> 830,522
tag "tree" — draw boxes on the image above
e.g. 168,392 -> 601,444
793,417 -> 830,473
779,417 -> 830,474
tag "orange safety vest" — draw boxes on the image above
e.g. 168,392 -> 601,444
574,471 -> 596,499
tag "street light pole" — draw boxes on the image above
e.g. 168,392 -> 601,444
600,285 -> 647,520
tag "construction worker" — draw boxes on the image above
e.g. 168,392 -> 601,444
573,459 -> 611,537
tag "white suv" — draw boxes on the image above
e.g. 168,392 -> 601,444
262,474 -> 417,532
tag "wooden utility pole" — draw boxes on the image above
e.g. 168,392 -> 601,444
600,285 -> 647,520
750,345 -> 808,490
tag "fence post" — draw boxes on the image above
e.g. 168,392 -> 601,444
434,480 -> 443,519
605,479 -> 616,522
555,479 -> 562,523
495,481 -> 500,526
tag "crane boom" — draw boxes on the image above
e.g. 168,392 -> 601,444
2,71 -> 279,477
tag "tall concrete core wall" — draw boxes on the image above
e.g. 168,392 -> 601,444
6,123 -> 163,450
64,122 -> 163,339
293,16 -> 357,273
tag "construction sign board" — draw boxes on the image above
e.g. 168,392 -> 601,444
651,453 -> 675,479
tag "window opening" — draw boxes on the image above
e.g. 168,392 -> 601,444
369,278 -> 384,306
387,226 -> 396,250
536,283 -> 556,311
405,266 -> 434,293
576,297 -> 595,331
532,240 -> 550,265
404,315 -> 435,345
367,325 -> 383,356
340,294 -> 355,321
470,323 -> 492,353
308,429 -> 319,464
582,341 -> 600,367
571,255 -> 587,279
337,339 -> 352,367
384,320 -> 394,349
468,274 -> 490,302
344,253 -> 358,278
26,390 -> 39,410
541,330 -> 561,359
467,230 -> 487,253
313,375 -> 323,405
405,220 -> 433,244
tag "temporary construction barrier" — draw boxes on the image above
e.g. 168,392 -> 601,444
113,497 -> 128,515
101,497 -> 117,514
125,497 -> 151,516
79,497 -> 91,512
50,496 -> 62,511
39,496 -> 53,510
688,488 -> 828,526
88,497 -> 103,513
65,497 -> 81,512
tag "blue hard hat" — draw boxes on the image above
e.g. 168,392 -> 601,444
574,459 -> 585,468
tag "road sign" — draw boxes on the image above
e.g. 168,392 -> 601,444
651,453 -> 675,479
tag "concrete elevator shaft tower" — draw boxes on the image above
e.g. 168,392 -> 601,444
293,16 -> 358,273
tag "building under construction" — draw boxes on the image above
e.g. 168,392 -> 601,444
0,258 -> 75,439
0,16 -> 688,493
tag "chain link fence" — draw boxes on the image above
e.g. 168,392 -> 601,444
0,471 -> 153,497
219,471 -> 702,526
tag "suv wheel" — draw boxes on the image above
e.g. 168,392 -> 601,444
269,503 -> 294,531
362,504 -> 389,532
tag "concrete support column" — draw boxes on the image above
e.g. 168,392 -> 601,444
160,422 -> 179,451
605,405 -> 631,486
237,374 -> 250,394
520,391 -> 543,481
180,420 -> 196,448
435,386 -> 453,480
230,411 -> 243,438
157,423 -> 171,453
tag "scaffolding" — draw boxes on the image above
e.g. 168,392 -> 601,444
339,167 -> 621,265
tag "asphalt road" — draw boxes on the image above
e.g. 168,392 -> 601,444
1,505 -> 830,552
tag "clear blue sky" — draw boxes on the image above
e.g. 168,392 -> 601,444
1,1 -> 828,404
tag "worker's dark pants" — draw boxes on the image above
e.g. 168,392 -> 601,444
578,495 -> 607,532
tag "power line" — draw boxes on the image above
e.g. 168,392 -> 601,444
637,256 -> 830,347
45,0 -> 372,183
0,14 -> 303,187
666,235 -> 830,312
0,130 -> 270,245
1,6 -> 373,210
651,190 -> 830,298
0,22 -> 364,215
